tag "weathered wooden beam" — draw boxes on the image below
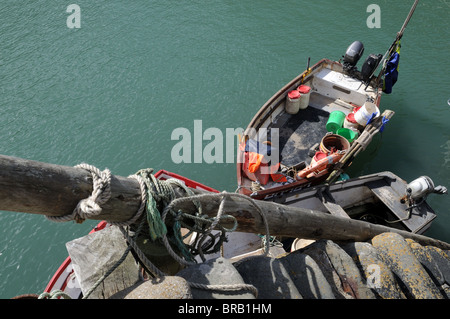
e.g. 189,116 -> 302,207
1,154 -> 449,250
0,154 -> 142,223
171,193 -> 450,251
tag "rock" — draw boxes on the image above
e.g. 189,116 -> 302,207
301,240 -> 375,299
424,246 -> 450,285
279,250 -> 335,299
444,250 -> 450,260
342,242 -> 405,299
234,256 -> 303,299
372,232 -> 443,299
177,257 -> 255,299
406,240 -> 445,286
110,276 -> 192,299
406,240 -> 450,298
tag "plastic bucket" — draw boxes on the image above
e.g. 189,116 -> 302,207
326,111 -> 346,133
343,112 -> 361,132
337,127 -> 358,143
354,102 -> 379,126
297,85 -> 311,109
320,133 -> 350,154
285,90 -> 301,114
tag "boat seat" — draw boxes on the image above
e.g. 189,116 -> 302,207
318,188 -> 350,219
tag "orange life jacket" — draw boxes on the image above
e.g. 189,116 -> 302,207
247,152 -> 264,173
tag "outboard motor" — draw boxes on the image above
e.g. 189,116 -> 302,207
360,53 -> 383,83
406,176 -> 447,202
343,41 -> 365,66
343,41 -> 364,73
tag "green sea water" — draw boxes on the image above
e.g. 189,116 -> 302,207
0,0 -> 449,298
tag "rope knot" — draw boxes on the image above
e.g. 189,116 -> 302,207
72,163 -> 111,223
74,198 -> 102,222
46,163 -> 112,223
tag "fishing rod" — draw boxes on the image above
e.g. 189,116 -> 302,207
366,0 -> 420,89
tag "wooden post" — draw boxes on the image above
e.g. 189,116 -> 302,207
1,154 -> 449,250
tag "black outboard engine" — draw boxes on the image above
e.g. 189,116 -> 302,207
343,41 -> 382,85
360,53 -> 383,83
343,41 -> 364,73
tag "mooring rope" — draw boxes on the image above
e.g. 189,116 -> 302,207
160,192 -> 271,267
111,173 -> 147,226
83,191 -> 263,299
133,168 -> 175,240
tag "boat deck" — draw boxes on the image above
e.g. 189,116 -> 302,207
271,104 -> 329,167
269,90 -> 359,168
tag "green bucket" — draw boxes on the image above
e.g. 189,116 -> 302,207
337,127 -> 358,143
326,111 -> 346,133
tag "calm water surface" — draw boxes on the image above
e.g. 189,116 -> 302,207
0,1 -> 449,298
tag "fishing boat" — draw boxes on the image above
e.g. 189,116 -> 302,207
265,171 -> 446,236
236,53 -> 393,200
236,1 -> 421,200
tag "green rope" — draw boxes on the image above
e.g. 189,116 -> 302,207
171,214 -> 196,262
135,168 -> 176,241
81,171 -> 237,298
145,193 -> 167,240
